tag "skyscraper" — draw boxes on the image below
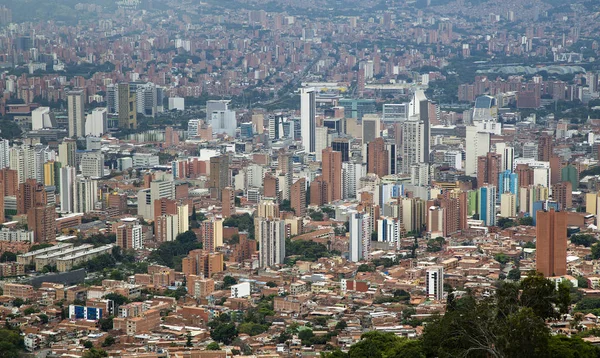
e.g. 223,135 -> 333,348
349,211 -> 370,262
498,170 -> 518,196
322,147 -> 342,203
494,142 -> 514,173
477,152 -> 501,188
85,107 -> 108,137
465,126 -> 491,176
367,137 -> 388,178
290,178 -> 306,217
478,185 -> 497,226
362,114 -> 380,145
117,83 -> 137,129
538,134 -> 553,162
28,205 -> 56,243
426,266 -> 444,301
221,187 -> 235,218
300,87 -> 316,153
209,154 -> 230,200
67,90 -> 85,138
552,181 -> 572,211
536,208 -> 567,277
74,175 -> 98,213
256,217 -> 285,268
201,217 -> 224,253
58,139 -> 77,168
400,91 -> 430,174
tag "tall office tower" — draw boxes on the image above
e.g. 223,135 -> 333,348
522,142 -> 538,160
80,152 -> 104,178
552,181 -> 572,211
538,134 -> 553,162
114,218 -> 144,249
300,87 -> 316,153
32,107 -> 56,130
382,103 -> 408,122
349,211 -> 368,262
322,147 -> 342,203
498,170 -> 518,196
500,193 -> 517,217
367,137 -> 389,178
478,185 -> 497,226
28,205 -> 56,243
0,168 -> 18,197
131,82 -> 161,117
0,139 -> 9,169
252,113 -> 265,134
362,114 -> 381,144
426,266 -> 444,301
117,83 -> 137,129
494,142 -> 514,172
290,178 -> 306,217
278,149 -> 293,200
74,176 -> 98,213
221,187 -> 235,218
201,217 -> 224,253
402,90 -> 431,172
85,107 -> 108,137
58,139 -> 77,168
515,164 -> 534,187
17,179 -> 46,215
332,138 -> 350,162
59,166 -> 76,213
465,126 -> 491,176
386,142 -> 397,175
211,110 -> 237,137
314,127 -> 329,161
206,100 -> 230,120
268,114 -> 283,140
476,152 -> 501,188
256,217 -> 285,268
67,90 -> 85,138
208,154 -> 230,200
342,162 -> 365,199
536,208 -> 567,277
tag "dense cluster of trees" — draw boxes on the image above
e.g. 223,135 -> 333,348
0,328 -> 24,357
570,234 -> 598,248
324,272 -> 597,358
223,214 -> 255,239
148,231 -> 202,270
285,238 -> 337,264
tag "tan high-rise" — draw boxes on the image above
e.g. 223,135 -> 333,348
322,147 -> 342,203
290,178 -> 306,217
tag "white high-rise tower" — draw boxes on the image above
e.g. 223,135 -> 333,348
300,87 -> 316,153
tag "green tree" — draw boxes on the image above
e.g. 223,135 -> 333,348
223,276 -> 237,288
507,268 -> 521,281
206,341 -> 220,350
12,298 -> 24,307
591,242 -> 600,259
520,271 -> 560,320
266,281 -> 277,288
38,313 -> 49,324
570,234 -> 597,247
82,348 -> 108,358
98,316 -> 113,331
210,323 -> 238,345
102,336 -> 115,347
83,340 -> 94,349
186,332 -> 193,347
0,251 -> 16,262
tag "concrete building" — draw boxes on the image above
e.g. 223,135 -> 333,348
67,90 -> 85,138
426,266 -> 444,301
256,217 -> 285,268
300,87 -> 316,153
536,208 -> 567,277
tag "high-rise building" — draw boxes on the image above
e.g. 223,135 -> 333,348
367,137 -> 389,178
80,152 -> 104,178
478,185 -> 496,226
28,205 -> 56,243
17,179 -> 46,215
515,164 -> 534,188
67,90 -> 85,138
477,152 -> 501,188
277,149 -> 293,200
74,176 -> 98,213
552,181 -> 572,211
342,162 -> 365,199
211,110 -> 237,137
522,142 -> 539,160
538,134 -> 553,162
331,138 -> 350,162
382,103 -> 408,122
498,170 -> 518,196
114,218 -> 144,249
362,114 -> 380,145
0,139 -> 9,169
500,193 -> 517,217
182,249 -> 224,278
208,154 -> 230,200
300,87 -> 316,153
536,208 -> 567,277
256,217 -> 285,268
400,92 -> 430,174
309,176 -> 328,206
465,126 -> 491,176
117,83 -> 137,129
561,165 -> 578,190
59,166 -> 76,213
290,178 -> 306,217
58,139 -> 77,168
494,143 -> 514,172
221,187 -> 235,218
426,266 -> 444,301
322,147 -> 342,203
31,107 -> 56,130
85,108 -> 108,137
349,211 -> 370,262
200,217 -> 223,253
471,95 -> 500,134
257,199 -> 279,219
